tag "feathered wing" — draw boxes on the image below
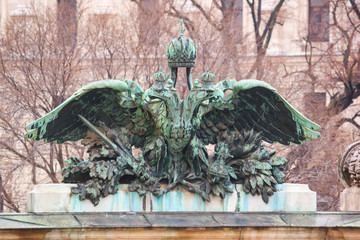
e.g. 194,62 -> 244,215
197,79 -> 320,145
25,80 -> 155,147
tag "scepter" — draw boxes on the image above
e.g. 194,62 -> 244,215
77,114 -> 133,160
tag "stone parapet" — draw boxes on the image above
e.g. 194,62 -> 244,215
340,186 -> 360,211
27,183 -> 316,212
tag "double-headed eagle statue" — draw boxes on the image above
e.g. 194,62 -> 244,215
25,21 -> 320,205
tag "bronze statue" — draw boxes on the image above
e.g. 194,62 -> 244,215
25,21 -> 320,205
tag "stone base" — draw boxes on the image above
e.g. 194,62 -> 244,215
340,186 -> 360,211
27,183 -> 316,212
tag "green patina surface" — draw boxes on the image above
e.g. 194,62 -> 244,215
25,20 -> 320,205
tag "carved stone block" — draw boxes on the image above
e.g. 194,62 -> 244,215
27,183 -> 316,212
340,186 -> 360,211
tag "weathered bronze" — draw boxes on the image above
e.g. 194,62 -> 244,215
25,21 -> 320,205
338,141 -> 360,188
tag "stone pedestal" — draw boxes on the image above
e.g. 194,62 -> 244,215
27,183 -> 316,212
27,184 -> 144,212
340,186 -> 360,211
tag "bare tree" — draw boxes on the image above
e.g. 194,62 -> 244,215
299,0 -> 360,116
245,0 -> 285,78
284,0 -> 360,211
0,173 -> 20,212
0,2 -> 88,211
86,13 -> 133,80
165,0 -> 285,79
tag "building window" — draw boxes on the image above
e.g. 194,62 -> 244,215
309,0 -> 329,42
223,0 -> 243,42
57,0 -> 77,45
138,0 -> 160,46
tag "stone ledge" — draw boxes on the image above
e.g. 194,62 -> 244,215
1,212 -> 360,239
1,212 -> 360,229
0,226 -> 359,240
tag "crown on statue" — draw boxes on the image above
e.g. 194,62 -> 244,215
166,20 -> 197,68
154,67 -> 167,82
201,67 -> 215,83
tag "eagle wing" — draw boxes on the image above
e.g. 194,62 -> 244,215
25,80 -> 155,147
197,79 -> 320,145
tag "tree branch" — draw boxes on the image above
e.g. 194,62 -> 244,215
338,112 -> 360,129
350,0 -> 360,20
190,0 -> 223,31
0,175 -> 20,212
